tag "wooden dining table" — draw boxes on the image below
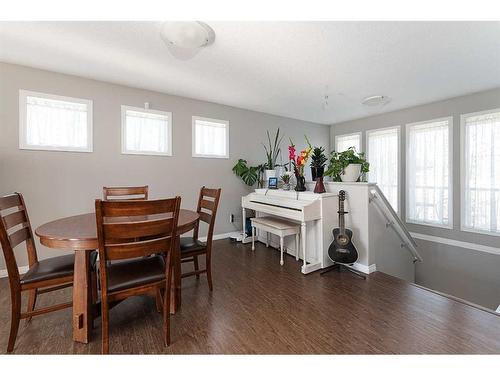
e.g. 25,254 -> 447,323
35,209 -> 199,344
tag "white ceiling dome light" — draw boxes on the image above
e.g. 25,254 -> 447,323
160,21 -> 215,50
362,95 -> 391,106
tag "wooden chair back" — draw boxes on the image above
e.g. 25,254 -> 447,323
95,197 -> 181,289
193,187 -> 221,246
102,186 -> 149,201
0,193 -> 38,285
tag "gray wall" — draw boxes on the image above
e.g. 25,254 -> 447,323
331,88 -> 500,310
0,62 -> 330,269
415,239 -> 500,310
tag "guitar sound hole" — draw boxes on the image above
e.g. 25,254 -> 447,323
337,235 -> 349,245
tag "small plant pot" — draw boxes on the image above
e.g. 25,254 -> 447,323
340,164 -> 362,182
311,166 -> 324,181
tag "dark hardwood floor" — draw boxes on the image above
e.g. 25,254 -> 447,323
1,239 -> 500,354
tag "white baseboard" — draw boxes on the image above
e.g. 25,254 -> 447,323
198,232 -> 234,242
352,262 -> 377,274
0,233 -> 236,278
410,232 -> 500,256
0,265 -> 29,278
2,232 -> 374,278
252,235 -> 377,274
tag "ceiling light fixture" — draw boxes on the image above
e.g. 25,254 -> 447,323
160,21 -> 215,50
362,95 -> 391,106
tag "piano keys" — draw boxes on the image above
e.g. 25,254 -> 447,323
242,189 -> 337,274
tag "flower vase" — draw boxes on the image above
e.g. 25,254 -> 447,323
294,174 -> 306,192
314,176 -> 326,194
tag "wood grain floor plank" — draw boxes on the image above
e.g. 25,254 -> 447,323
1,239 -> 499,354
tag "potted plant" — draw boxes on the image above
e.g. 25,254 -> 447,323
232,159 -> 266,188
262,128 -> 284,182
325,147 -> 370,182
289,137 -> 312,192
310,146 -> 327,181
280,173 -> 291,190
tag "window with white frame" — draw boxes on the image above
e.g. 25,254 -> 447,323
406,117 -> 453,227
19,90 -> 92,152
121,106 -> 172,156
367,127 -> 400,212
335,132 -> 361,152
192,116 -> 229,158
461,109 -> 500,235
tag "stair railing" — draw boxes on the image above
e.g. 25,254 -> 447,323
369,185 -> 422,263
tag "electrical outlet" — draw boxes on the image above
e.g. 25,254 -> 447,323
229,213 -> 234,223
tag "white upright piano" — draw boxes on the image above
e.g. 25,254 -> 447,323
242,189 -> 337,274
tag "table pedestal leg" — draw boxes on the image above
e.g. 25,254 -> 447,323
72,250 -> 92,343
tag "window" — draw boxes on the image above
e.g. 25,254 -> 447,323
461,109 -> 500,235
335,132 -> 362,152
367,127 -> 400,212
192,116 -> 229,158
19,90 -> 92,152
121,106 -> 172,156
406,117 -> 453,228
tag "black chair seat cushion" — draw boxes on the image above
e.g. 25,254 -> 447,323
179,237 -> 206,253
106,255 -> 165,293
20,254 -> 75,285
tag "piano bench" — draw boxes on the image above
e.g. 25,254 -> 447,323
250,217 -> 301,266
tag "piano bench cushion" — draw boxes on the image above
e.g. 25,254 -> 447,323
251,217 -> 300,231
180,237 -> 207,253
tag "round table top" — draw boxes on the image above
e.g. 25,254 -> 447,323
35,209 -> 199,251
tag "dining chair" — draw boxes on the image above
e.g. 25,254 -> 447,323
102,185 -> 149,200
179,186 -> 221,291
0,193 -> 74,353
95,196 -> 181,354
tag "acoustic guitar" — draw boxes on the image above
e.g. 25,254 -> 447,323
327,190 -> 359,265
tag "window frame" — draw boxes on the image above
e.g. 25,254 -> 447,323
366,125 -> 401,215
334,131 -> 362,152
460,107 -> 500,237
192,116 -> 230,159
19,89 -> 93,153
121,105 -> 173,157
405,116 -> 454,229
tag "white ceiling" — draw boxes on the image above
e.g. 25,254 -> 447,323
1,21 -> 499,124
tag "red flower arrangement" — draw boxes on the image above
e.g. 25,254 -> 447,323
289,136 -> 312,177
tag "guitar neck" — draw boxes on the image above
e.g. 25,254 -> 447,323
339,199 -> 345,235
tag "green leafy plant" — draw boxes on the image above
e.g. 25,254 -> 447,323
325,147 -> 370,182
310,146 -> 327,168
232,159 -> 266,187
281,173 -> 291,184
262,128 -> 284,169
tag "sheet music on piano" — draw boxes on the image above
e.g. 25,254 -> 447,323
242,189 -> 337,274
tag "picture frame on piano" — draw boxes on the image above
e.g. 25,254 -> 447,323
268,177 -> 278,189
